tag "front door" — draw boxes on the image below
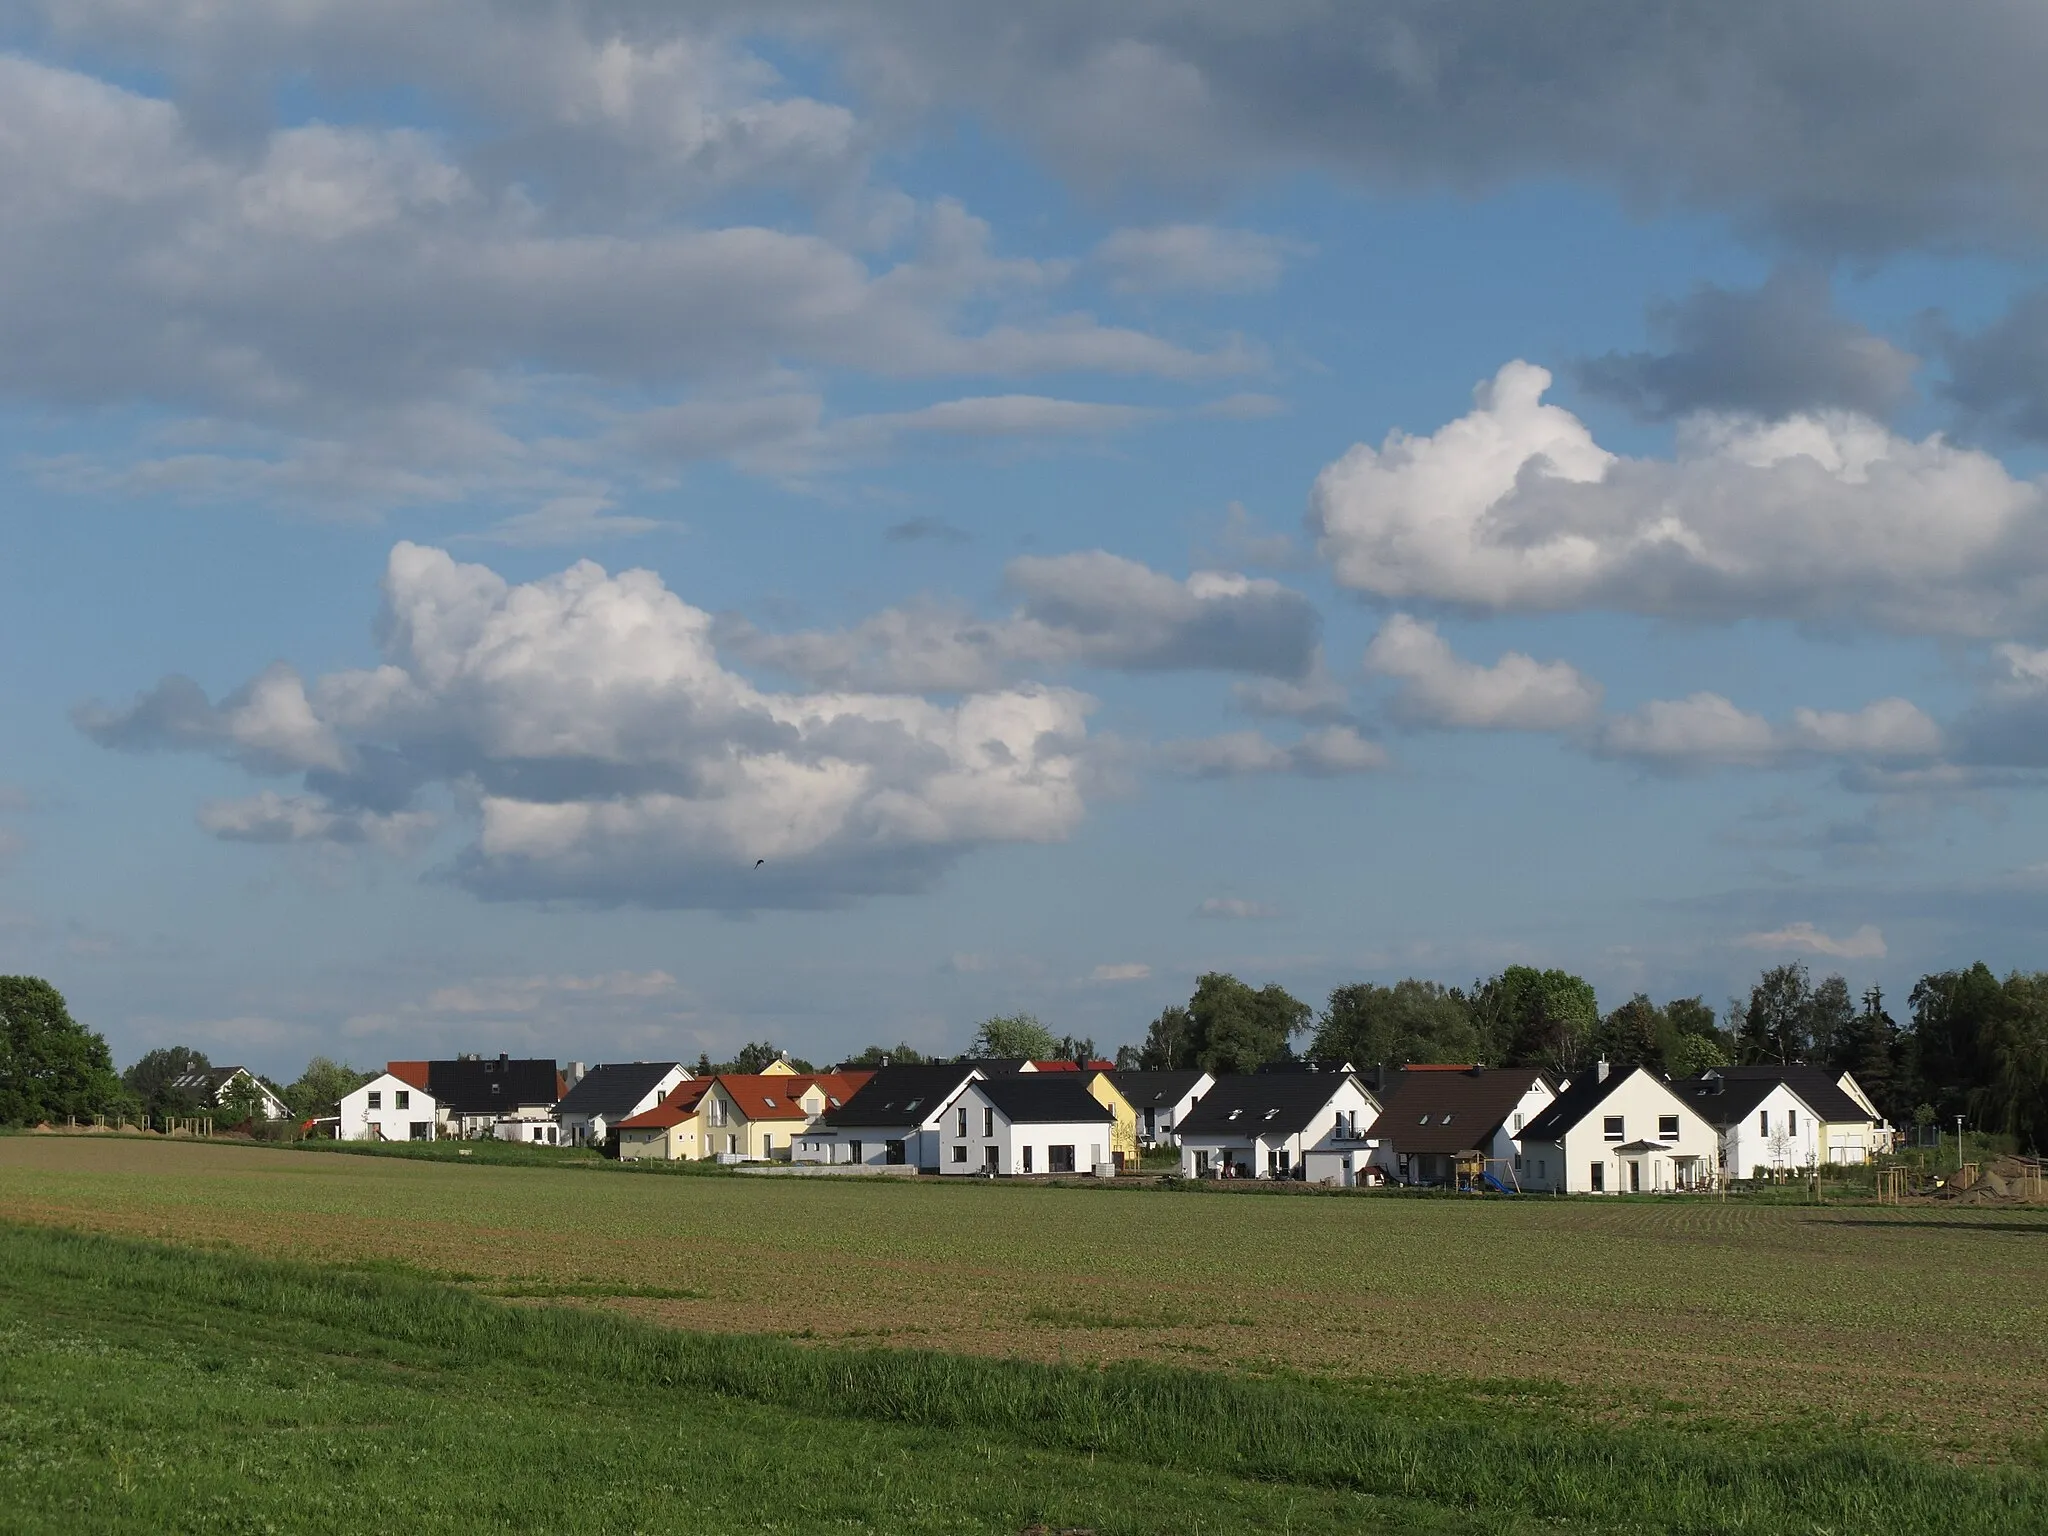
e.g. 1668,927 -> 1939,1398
983,1146 -> 999,1173
1194,1149 -> 1210,1176
1627,1159 -> 1641,1193
884,1139 -> 906,1164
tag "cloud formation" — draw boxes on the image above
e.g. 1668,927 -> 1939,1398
1737,922 -> 1888,961
1312,361 -> 2048,638
1163,725 -> 1385,778
82,544 -> 1094,908
1597,694 -> 1941,769
726,552 -> 1320,691
1363,614 -> 1602,730
1094,224 -> 1298,292
1577,269 -> 1917,422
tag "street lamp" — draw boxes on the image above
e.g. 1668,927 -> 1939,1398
1955,1115 -> 1965,1173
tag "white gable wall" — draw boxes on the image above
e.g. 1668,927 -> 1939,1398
338,1074 -> 439,1141
938,1083 -> 1111,1175
1179,1077 -> 1379,1179
1720,1084 -> 1822,1177
1519,1069 -> 1718,1194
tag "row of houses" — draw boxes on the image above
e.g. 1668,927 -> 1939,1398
318,1049 -> 1892,1193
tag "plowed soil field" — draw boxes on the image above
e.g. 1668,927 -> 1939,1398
6,1134 -> 2045,1458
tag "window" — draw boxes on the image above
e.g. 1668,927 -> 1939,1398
1441,1112 -> 1453,1124
1227,1108 -> 1242,1121
367,1091 -> 382,1110
983,1146 -> 999,1173
1603,1115 -> 1624,1142
957,1106 -> 968,1136
1590,1162 -> 1605,1192
396,1091 -> 410,1110
709,1098 -> 726,1127
1264,1108 -> 1279,1121
1048,1144 -> 1076,1174
983,1107 -> 995,1137
491,1082 -> 501,1095
1759,1110 -> 1770,1135
883,1139 -> 905,1165
409,1122 -> 429,1141
1023,1146 -> 1034,1173
1512,1112 -> 1523,1132
1143,1107 -> 1156,1136
952,1144 -> 968,1163
1538,1160 -> 1546,1179
1787,1109 -> 1798,1135
725,1133 -> 737,1155
1418,1114 -> 1431,1125
762,1133 -> 775,1154
1513,1155 -> 1523,1172
1658,1114 -> 1679,1141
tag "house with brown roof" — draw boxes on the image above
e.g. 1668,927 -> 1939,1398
1370,1065 -> 1556,1188
697,1071 -> 875,1161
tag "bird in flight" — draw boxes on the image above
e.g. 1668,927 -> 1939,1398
754,858 -> 765,868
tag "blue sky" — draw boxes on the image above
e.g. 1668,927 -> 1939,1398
8,4 -> 2048,1076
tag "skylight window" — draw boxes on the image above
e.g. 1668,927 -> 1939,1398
1418,1114 -> 1430,1124
1442,1113 -> 1453,1123
1264,1108 -> 1279,1120
1227,1108 -> 1242,1121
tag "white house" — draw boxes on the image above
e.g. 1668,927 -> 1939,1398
1673,1073 -> 1823,1178
1369,1065 -> 1556,1188
1679,1065 -> 1891,1165
551,1061 -> 691,1148
1514,1063 -> 1718,1194
1175,1068 -> 1381,1182
165,1065 -> 290,1123
1105,1069 -> 1214,1147
938,1075 -> 1117,1175
338,1070 -> 439,1141
793,1064 -> 984,1171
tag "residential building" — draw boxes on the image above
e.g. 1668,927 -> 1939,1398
1514,1063 -> 1718,1194
337,1068 -> 439,1141
1673,1072 -> 1824,1178
615,1081 -> 714,1161
698,1071 -> 873,1161
937,1075 -> 1117,1175
552,1061 -> 691,1148
794,1064 -> 985,1170
1106,1069 -> 1214,1147
1175,1068 -> 1381,1182
165,1065 -> 289,1122
1018,1061 -> 1140,1169
1370,1065 -> 1555,1187
396,1055 -> 562,1138
1680,1065 -> 1892,1163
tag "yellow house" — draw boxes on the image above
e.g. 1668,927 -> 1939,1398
697,1071 -> 875,1161
615,1080 -> 712,1161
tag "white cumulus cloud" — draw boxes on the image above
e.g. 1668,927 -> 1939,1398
1737,922 -> 1888,960
1363,614 -> 1602,730
1598,694 -> 1940,768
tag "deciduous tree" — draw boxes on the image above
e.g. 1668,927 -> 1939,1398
0,977 -> 125,1124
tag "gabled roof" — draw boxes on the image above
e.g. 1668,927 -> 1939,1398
1106,1069 -> 1210,1109
424,1057 -> 562,1114
1028,1059 -> 1118,1073
386,1061 -> 431,1092
616,1079 -> 712,1131
973,1074 -> 1115,1125
1375,1065 -> 1551,1155
167,1065 -> 246,1098
819,1064 -> 980,1127
554,1062 -> 684,1119
1516,1065 -> 1656,1143
1685,1065 -> 1872,1124
1671,1071 -> 1828,1126
800,1071 -> 873,1110
1176,1071 -> 1370,1138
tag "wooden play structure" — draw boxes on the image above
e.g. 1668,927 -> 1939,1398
1454,1149 -> 1521,1194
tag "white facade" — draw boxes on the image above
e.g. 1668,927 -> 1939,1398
1178,1077 -> 1380,1180
1720,1084 -> 1823,1177
1518,1067 -> 1718,1194
1124,1073 -> 1215,1146
495,1114 -> 561,1144
338,1074 -> 440,1142
936,1083 -> 1112,1176
792,1072 -> 983,1170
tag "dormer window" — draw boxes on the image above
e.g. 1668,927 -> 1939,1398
1441,1113 -> 1453,1124
1227,1109 -> 1242,1121
1264,1108 -> 1279,1120
1418,1114 -> 1430,1124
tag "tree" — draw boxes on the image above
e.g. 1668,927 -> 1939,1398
1737,963 -> 1815,1065
838,1043 -> 928,1069
1908,964 -> 2006,1120
1052,1035 -> 1099,1065
1188,973 -> 1308,1075
283,1057 -> 372,1120
216,1073 -> 274,1126
1829,986 -> 1900,1114
122,1045 -> 210,1104
1136,1005 -> 1196,1070
1806,974 -> 1854,1067
0,977 -> 125,1124
1971,971 -> 2048,1155
969,1014 -> 1058,1061
1666,1032 -> 1730,1077
1593,994 -> 1667,1071
703,1042 -> 818,1075
1310,980 -> 1479,1069
1476,967 -> 1598,1075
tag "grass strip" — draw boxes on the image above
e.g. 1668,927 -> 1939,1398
3,1221 -> 2040,1534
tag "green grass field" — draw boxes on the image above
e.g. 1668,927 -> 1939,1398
3,1134 -> 2047,1533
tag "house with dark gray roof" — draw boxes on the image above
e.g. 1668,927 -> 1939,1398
1677,1065 -> 1891,1165
1174,1069 -> 1381,1182
165,1065 -> 289,1122
1516,1062 -> 1717,1194
938,1074 -> 1117,1176
1370,1065 -> 1555,1188
792,1063 -> 984,1171
552,1061 -> 691,1148
1105,1069 -> 1213,1146
415,1055 -> 564,1137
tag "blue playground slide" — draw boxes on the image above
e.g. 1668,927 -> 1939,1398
1481,1171 -> 1515,1195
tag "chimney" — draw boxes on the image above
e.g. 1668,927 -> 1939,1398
1596,1059 -> 1611,1084
1467,1063 -> 1484,1077
566,1061 -> 587,1089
